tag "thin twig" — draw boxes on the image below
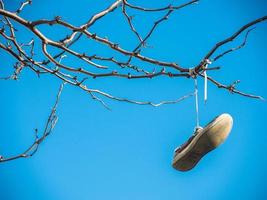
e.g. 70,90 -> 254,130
16,0 -> 32,14
0,83 -> 65,162
213,28 -> 255,61
198,73 -> 264,100
203,16 -> 267,61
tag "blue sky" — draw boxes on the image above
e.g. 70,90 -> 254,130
0,0 -> 267,199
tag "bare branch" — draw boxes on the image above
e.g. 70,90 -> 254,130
198,73 -> 264,100
124,0 -> 199,12
0,1 -> 265,111
203,16 -> 267,61
0,83 -> 65,162
16,0 -> 32,14
90,90 -> 195,108
0,6 -> 187,72
122,1 -> 143,44
0,0 -> 266,163
213,28 -> 255,62
132,0 -> 199,53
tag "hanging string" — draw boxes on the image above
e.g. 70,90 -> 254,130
194,78 -> 200,129
204,59 -> 211,103
204,69 -> 208,103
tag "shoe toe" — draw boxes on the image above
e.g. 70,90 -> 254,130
207,113 -> 233,148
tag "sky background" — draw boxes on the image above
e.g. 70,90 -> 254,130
0,0 -> 267,199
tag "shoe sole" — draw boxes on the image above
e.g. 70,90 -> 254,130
172,113 -> 233,171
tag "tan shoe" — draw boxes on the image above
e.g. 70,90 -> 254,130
172,113 -> 233,171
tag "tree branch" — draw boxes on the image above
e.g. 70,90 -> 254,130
0,83 -> 65,162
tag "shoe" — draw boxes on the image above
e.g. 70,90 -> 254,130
172,113 -> 233,171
